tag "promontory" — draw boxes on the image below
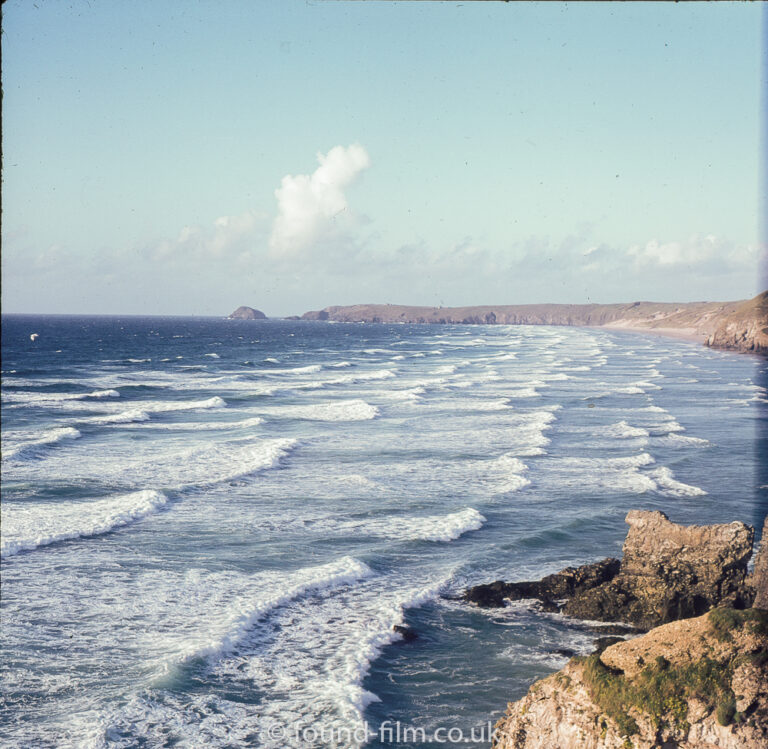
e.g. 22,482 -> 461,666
300,291 -> 768,354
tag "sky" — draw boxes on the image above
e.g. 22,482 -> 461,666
2,0 -> 765,316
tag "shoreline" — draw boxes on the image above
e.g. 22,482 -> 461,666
296,292 -> 768,355
596,323 -> 708,344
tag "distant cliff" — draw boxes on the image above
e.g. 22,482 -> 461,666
228,306 -> 267,320
705,292 -> 768,354
300,293 -> 768,354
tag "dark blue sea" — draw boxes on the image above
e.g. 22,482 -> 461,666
1,315 -> 766,748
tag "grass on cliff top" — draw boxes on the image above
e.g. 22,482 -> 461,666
708,607 -> 768,642
577,608 -> 768,738
580,653 -> 732,737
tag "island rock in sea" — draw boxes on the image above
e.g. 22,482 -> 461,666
228,306 -> 267,320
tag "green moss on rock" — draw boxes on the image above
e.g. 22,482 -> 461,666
580,651 -> 736,737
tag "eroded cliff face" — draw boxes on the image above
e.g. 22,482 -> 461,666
705,293 -> 768,354
750,517 -> 768,610
493,609 -> 768,749
562,511 -> 755,628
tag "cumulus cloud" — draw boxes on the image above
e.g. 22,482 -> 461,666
270,144 -> 371,256
153,210 -> 269,266
627,234 -> 763,274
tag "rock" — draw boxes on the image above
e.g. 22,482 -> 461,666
228,306 -> 267,320
464,580 -> 510,608
466,512 -> 755,629
393,625 -> 417,642
705,291 -> 768,354
538,599 -> 561,614
749,516 -> 768,609
301,309 -> 329,321
562,511 -> 754,628
464,559 -> 620,609
553,647 -> 577,658
592,637 -> 624,654
492,609 -> 768,749
588,623 -> 646,636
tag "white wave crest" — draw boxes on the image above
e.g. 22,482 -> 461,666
102,578 -> 444,748
259,399 -> 379,422
648,467 -> 707,497
326,369 -> 396,385
1,490 -> 169,558
488,454 -> 531,493
600,421 -> 651,439
656,433 -> 710,447
431,364 -> 457,375
134,415 -> 267,432
2,388 -> 120,406
166,556 -> 373,665
506,387 -> 540,399
352,507 -> 486,542
2,427 -> 81,461
146,396 -> 227,413
496,474 -> 532,492
83,409 -> 152,425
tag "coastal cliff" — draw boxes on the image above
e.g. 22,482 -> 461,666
492,609 -> 768,749
300,293 -> 768,354
485,513 -> 768,748
705,292 -> 768,354
465,511 -> 755,628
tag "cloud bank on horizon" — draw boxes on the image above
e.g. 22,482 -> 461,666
6,143 -> 768,315
3,140 -> 764,316
3,140 -> 766,315
2,2 -> 762,316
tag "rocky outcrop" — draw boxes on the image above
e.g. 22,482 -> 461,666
705,292 -> 768,354
466,511 -> 755,629
302,309 -> 329,321
228,306 -> 267,320
492,608 -> 768,749
464,558 -> 621,610
563,511 -> 755,628
750,517 -> 768,610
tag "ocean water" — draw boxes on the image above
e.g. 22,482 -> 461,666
1,315 -> 766,749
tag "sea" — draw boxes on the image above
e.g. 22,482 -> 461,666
1,314 -> 766,749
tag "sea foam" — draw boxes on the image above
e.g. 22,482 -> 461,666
1,426 -> 82,461
1,489 -> 169,558
257,399 -> 379,422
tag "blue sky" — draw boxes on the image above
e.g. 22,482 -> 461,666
2,0 -> 765,316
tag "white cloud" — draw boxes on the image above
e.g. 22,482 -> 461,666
153,210 -> 268,265
627,234 -> 762,271
270,144 -> 371,256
